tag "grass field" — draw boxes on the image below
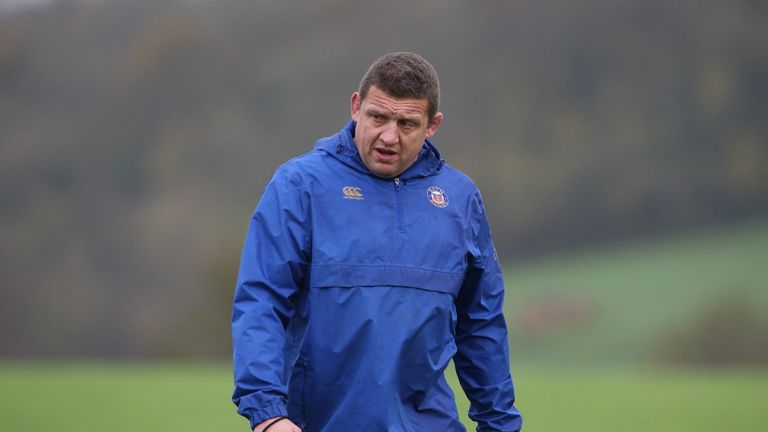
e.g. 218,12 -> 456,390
2,221 -> 767,431
1,362 -> 766,431
503,221 -> 768,365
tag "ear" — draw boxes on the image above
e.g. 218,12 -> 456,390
350,92 -> 362,121
425,112 -> 444,138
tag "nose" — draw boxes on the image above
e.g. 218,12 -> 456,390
379,122 -> 398,146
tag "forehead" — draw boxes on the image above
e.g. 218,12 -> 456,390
362,86 -> 429,118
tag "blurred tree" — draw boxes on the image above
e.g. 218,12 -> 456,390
0,0 -> 766,358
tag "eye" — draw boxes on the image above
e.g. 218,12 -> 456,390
399,120 -> 417,130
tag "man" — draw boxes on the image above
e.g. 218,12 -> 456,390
232,52 -> 522,432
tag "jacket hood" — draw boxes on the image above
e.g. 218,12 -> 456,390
314,119 -> 445,179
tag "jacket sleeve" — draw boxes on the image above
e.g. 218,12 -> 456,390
231,166 -> 311,430
454,192 -> 522,432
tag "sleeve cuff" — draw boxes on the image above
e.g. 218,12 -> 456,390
236,396 -> 289,430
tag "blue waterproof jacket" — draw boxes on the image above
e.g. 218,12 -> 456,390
232,121 -> 522,431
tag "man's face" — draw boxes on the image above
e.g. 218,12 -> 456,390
351,85 -> 443,178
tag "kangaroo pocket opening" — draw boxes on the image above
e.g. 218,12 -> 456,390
287,358 -> 308,425
308,264 -> 465,297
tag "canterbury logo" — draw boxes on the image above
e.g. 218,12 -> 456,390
342,186 -> 364,200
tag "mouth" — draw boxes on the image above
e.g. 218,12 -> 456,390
374,147 -> 398,161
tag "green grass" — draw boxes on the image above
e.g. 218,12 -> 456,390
450,365 -> 768,431
503,221 -> 768,365
1,362 -> 767,431
0,362 -> 245,431
509,366 -> 768,432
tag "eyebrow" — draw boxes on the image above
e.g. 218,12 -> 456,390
366,107 -> 387,116
365,106 -> 422,123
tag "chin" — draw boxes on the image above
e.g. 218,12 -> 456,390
373,170 -> 396,179
370,165 -> 395,177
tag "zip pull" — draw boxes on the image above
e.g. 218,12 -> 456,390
393,177 -> 400,191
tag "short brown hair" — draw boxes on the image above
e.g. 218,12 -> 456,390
358,52 -> 440,119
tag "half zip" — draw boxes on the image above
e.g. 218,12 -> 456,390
394,177 -> 404,232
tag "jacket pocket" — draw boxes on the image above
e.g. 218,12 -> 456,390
309,264 -> 465,297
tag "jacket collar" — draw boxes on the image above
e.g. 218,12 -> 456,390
315,119 -> 445,180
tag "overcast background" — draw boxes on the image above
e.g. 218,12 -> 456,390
1,0 -> 766,363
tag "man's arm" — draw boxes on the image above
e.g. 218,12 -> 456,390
453,193 -> 522,432
232,167 -> 310,431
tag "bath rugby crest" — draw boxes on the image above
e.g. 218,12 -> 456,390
427,186 -> 448,208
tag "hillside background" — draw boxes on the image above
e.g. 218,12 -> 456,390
1,0 -> 767,364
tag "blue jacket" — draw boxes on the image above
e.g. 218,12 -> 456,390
232,121 -> 522,431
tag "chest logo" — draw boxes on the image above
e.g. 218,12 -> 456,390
343,186 -> 364,200
427,186 -> 449,208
